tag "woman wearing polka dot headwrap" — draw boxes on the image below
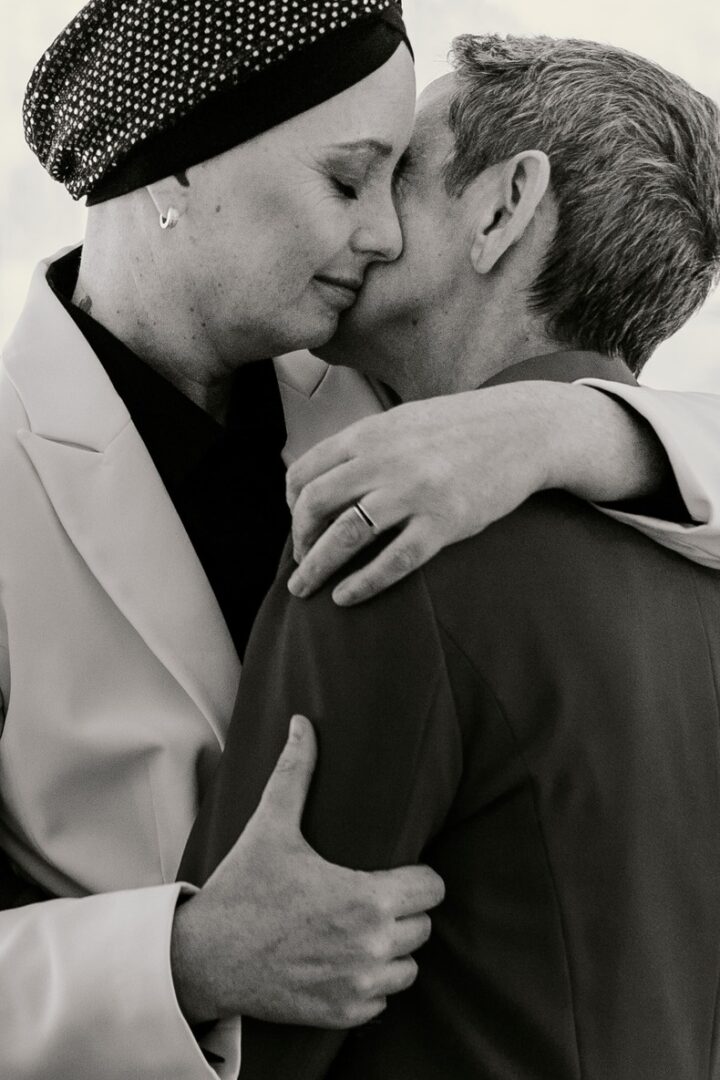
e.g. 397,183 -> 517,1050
0,4 -> 449,1077
3,2 -> 720,1077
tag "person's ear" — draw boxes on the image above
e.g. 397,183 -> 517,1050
145,174 -> 191,230
469,150 -> 550,275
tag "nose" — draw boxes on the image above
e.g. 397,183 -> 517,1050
352,193 -> 403,264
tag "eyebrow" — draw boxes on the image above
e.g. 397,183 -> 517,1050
325,138 -> 395,159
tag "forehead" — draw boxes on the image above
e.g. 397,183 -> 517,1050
410,73 -> 456,157
235,42 -> 416,168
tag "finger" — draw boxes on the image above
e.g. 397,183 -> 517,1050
331,522 -> 440,607
286,433 -> 355,511
390,913 -> 433,958
291,461 -> 369,560
377,956 -> 420,997
369,865 -> 446,919
289,496 -> 398,598
340,997 -> 388,1028
255,715 -> 317,830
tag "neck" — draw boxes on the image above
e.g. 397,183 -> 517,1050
395,289 -> 556,402
457,299 -> 557,390
74,202 -> 235,422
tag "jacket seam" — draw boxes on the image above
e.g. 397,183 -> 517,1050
388,572 -> 469,859
370,566 -> 467,870
416,577 -> 465,779
144,760 -> 170,884
426,596 -> 584,1080
0,643 -> 7,717
309,364 -> 331,397
385,662 -> 453,865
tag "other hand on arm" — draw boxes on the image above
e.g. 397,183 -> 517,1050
171,716 -> 444,1030
286,382 -> 677,605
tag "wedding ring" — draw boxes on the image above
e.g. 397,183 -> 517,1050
351,500 -> 378,530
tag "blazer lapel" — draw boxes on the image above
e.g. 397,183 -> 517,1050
274,350 -> 385,464
4,255 -> 240,742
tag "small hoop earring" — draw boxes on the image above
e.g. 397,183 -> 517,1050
159,207 -> 180,230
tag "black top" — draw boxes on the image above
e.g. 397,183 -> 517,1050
47,247 -> 290,660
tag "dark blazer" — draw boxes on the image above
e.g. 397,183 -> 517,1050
181,352 -> 720,1080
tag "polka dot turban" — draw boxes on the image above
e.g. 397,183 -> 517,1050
23,0 -> 411,204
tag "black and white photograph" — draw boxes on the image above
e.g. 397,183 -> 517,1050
1,2 -> 720,1077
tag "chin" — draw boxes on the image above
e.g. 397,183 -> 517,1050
276,308 -> 341,357
311,311 -> 374,371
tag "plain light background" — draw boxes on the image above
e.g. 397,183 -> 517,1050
2,0 -> 719,390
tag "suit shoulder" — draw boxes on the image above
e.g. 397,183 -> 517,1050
420,489 -> 710,645
425,489 -> 617,580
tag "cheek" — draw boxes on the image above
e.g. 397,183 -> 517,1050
361,225 -> 431,311
201,179 -> 356,310
260,210 -> 354,288
288,199 -> 357,266
279,172 -> 364,252
201,217 -> 303,304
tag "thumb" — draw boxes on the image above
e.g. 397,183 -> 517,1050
256,715 -> 317,833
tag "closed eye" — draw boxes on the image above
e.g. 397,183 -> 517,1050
332,178 -> 358,200
392,148 -> 413,192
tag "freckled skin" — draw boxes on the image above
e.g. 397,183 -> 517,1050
73,48 -> 415,420
153,46 -> 416,365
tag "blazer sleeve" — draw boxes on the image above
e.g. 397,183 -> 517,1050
180,541 -> 462,1080
578,381 -> 720,567
0,612 -> 8,721
0,608 -> 231,1079
0,628 -> 44,910
0,882 -> 233,1080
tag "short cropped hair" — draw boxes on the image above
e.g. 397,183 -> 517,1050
445,35 -> 720,371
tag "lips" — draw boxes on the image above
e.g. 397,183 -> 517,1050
315,274 -> 363,309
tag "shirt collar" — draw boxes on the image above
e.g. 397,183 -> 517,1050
481,350 -> 638,389
45,247 -> 288,493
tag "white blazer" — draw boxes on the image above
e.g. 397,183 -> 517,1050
1,252 -> 719,1079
